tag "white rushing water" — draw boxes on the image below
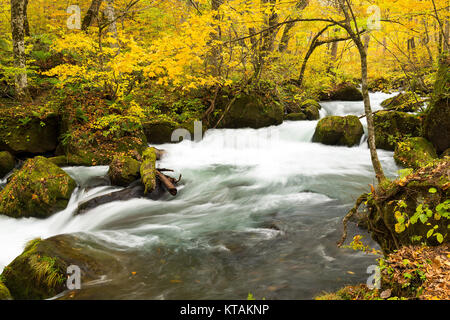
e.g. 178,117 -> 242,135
0,92 -> 401,299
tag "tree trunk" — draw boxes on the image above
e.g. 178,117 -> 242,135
104,0 -> 119,48
10,0 -> 29,99
82,0 -> 103,31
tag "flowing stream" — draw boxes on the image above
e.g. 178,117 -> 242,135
0,92 -> 401,299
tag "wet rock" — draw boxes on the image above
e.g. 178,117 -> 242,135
0,151 -> 15,177
374,111 -> 422,151
1,235 -> 122,300
381,92 -> 424,112
215,93 -> 284,129
312,115 -> 364,147
142,119 -> 180,144
394,137 -> 438,169
321,83 -> 363,101
108,155 -> 141,187
300,100 -> 321,120
0,114 -> 59,155
284,113 -> 307,121
0,156 -> 76,218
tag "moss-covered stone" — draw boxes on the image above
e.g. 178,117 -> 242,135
108,155 -> 141,187
215,93 -> 284,129
0,151 -> 15,177
1,235 -> 122,300
394,137 -> 438,169
284,113 -> 307,121
321,83 -> 363,101
312,115 -> 364,147
381,92 -> 424,112
367,159 -> 449,253
0,280 -> 12,300
140,148 -> 156,194
301,99 -> 321,120
0,113 -> 59,155
57,128 -> 147,166
423,56 -> 450,154
0,156 -> 76,219
374,111 -> 422,151
142,119 -> 180,144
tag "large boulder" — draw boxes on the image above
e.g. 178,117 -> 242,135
0,280 -> 12,300
312,115 -> 364,147
142,119 -> 179,144
285,99 -> 321,121
284,113 -> 307,121
0,156 -> 76,219
321,83 -> 363,101
0,151 -> 15,177
0,113 -> 59,155
56,125 -> 147,166
381,92 -> 424,112
108,155 -> 141,187
423,56 -> 450,154
374,111 -> 422,151
1,235 -> 122,299
215,93 -> 284,129
394,137 -> 438,169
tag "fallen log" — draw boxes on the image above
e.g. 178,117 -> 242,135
156,170 -> 178,196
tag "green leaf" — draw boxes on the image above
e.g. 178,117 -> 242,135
427,229 -> 434,238
428,188 -> 437,194
435,233 -> 443,243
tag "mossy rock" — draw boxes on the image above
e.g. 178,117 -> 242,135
0,151 -> 15,177
301,100 -> 321,120
58,129 -> 147,166
215,93 -> 284,129
0,280 -> 12,300
321,83 -> 363,101
142,119 -> 180,144
140,147 -> 157,194
1,235 -> 122,300
108,155 -> 141,187
312,115 -> 364,147
423,56 -> 450,154
0,113 -> 59,155
394,137 -> 438,169
284,113 -> 307,121
285,99 -> 321,121
374,111 -> 422,151
0,156 -> 76,219
381,92 -> 423,112
367,159 -> 449,253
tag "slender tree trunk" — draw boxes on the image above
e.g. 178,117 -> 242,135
82,0 -> 103,31
104,0 -> 119,48
23,0 -> 29,36
10,0 -> 29,99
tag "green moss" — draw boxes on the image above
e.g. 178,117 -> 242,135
312,115 -> 364,147
284,113 -> 307,121
374,111 -> 422,151
140,148 -> 157,194
1,235 -> 122,300
108,155 -> 141,186
0,151 -> 15,177
322,83 -> 363,101
394,137 -> 438,169
0,156 -> 76,218
142,118 -> 180,144
381,92 -> 423,112
0,280 -> 12,300
0,113 -> 59,155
